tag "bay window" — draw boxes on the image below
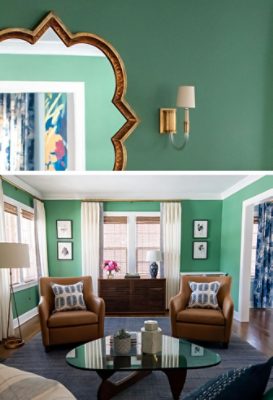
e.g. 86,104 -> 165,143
4,197 -> 37,287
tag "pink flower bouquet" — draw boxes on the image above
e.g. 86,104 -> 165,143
102,260 -> 120,276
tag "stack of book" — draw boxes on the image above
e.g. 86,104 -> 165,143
125,273 -> 140,279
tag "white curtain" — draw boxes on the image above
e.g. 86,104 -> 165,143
34,199 -> 48,278
0,179 -> 14,340
81,202 -> 102,296
161,202 -> 181,308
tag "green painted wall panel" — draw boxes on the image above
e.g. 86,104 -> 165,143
0,0 -> 272,170
12,285 -> 39,317
220,176 -> 273,311
104,202 -> 160,212
181,200 -> 222,272
44,200 -> 82,277
2,180 -> 33,207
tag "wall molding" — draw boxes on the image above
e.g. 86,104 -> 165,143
13,307 -> 38,329
221,175 -> 264,200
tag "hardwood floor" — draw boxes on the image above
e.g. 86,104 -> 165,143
1,309 -> 273,359
0,315 -> 40,360
233,308 -> 273,357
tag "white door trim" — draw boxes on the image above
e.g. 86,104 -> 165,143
239,188 -> 273,321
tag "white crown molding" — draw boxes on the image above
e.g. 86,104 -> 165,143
3,175 -> 43,199
220,175 -> 265,200
3,173 -> 269,202
41,192 -> 223,201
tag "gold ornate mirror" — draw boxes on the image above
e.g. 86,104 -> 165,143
0,12 -> 139,171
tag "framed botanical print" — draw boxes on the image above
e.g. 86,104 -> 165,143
57,241 -> 73,260
192,241 -> 208,260
56,220 -> 72,239
193,220 -> 208,238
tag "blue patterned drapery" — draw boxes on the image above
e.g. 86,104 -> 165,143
0,93 -> 35,171
253,203 -> 273,308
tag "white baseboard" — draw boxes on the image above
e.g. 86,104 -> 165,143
13,307 -> 38,329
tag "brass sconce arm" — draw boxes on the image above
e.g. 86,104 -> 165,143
159,85 -> 195,151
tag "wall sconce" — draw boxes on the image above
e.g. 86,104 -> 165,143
160,85 -> 196,150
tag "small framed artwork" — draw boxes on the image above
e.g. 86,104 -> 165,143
191,344 -> 204,357
56,220 -> 73,239
57,242 -> 73,260
192,241 -> 208,260
193,220 -> 208,238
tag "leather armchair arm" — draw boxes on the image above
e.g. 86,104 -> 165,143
222,295 -> 234,343
38,296 -> 50,347
85,295 -> 105,337
170,292 -> 188,314
169,292 -> 188,337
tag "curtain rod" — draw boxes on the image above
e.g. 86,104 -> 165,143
80,199 -> 182,203
0,176 -> 43,202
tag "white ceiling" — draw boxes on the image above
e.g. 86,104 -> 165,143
4,173 -> 264,201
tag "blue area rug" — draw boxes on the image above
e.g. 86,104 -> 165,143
3,317 -> 273,399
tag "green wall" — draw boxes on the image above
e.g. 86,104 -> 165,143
0,0 -> 272,170
45,200 -> 222,276
181,200 -> 222,272
2,180 -> 38,317
220,176 -> 273,311
0,54 -> 124,171
2,180 -> 33,208
104,201 -> 160,212
12,286 -> 39,317
44,200 -> 82,277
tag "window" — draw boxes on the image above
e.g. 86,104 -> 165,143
4,197 -> 38,286
103,212 -> 161,277
136,216 -> 160,275
103,216 -> 128,277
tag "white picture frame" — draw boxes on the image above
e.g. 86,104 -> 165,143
193,220 -> 208,238
57,242 -> 73,260
56,220 -> 72,239
192,241 -> 208,260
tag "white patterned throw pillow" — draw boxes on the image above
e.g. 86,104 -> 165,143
187,281 -> 220,309
51,282 -> 86,312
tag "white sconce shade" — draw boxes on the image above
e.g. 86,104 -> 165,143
146,250 -> 162,262
176,86 -> 195,109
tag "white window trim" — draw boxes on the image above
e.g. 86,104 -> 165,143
104,211 -> 160,273
0,80 -> 85,171
4,195 -> 38,292
13,280 -> 38,293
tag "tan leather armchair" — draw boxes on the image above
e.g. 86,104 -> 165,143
169,275 -> 234,347
39,276 -> 105,351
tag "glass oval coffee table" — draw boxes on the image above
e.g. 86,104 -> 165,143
66,333 -> 221,400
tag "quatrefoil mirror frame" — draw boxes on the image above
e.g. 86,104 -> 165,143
0,12 -> 139,171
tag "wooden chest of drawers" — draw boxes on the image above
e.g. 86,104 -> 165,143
98,278 -> 166,314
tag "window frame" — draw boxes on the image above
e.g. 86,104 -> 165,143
3,195 -> 38,292
103,211 -> 161,275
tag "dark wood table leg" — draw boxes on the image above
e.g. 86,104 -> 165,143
96,370 -> 151,400
163,369 -> 187,400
